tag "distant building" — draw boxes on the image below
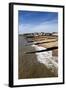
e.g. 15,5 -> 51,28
23,33 -> 34,38
45,33 -> 52,36
23,32 -> 58,38
52,32 -> 58,36
41,32 -> 45,36
33,32 -> 38,36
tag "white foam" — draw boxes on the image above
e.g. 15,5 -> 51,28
31,45 -> 58,75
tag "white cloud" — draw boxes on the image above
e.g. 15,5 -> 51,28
33,22 -> 58,33
18,24 -> 33,34
18,20 -> 58,34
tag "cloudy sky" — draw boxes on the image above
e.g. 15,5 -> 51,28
18,11 -> 58,34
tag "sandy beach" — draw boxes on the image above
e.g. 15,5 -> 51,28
18,35 -> 58,79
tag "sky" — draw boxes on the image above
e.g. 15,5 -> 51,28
18,11 -> 58,34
